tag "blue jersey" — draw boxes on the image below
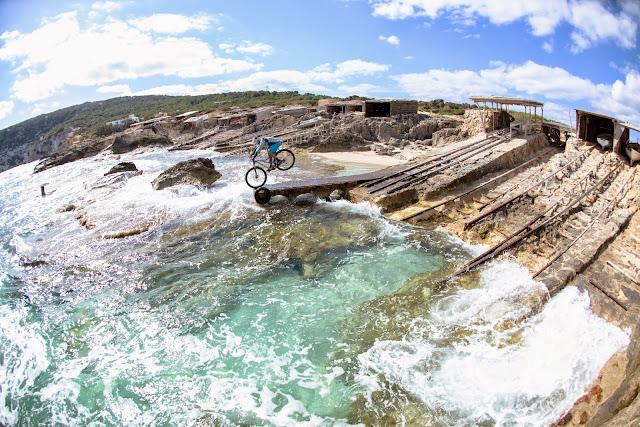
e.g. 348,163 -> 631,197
251,137 -> 281,157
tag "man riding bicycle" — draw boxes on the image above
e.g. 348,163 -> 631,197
250,136 -> 282,170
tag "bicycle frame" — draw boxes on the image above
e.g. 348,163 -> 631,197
250,154 -> 277,170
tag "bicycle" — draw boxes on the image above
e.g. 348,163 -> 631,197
245,149 -> 295,188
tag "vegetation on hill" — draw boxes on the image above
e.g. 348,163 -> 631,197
0,91 -> 327,172
0,91 -> 561,173
418,99 -> 475,116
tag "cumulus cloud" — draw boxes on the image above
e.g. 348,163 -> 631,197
131,71 -> 332,97
219,41 -> 274,56
370,0 -> 638,52
96,84 -> 131,94
337,83 -> 381,96
128,13 -> 215,34
91,1 -> 122,13
311,59 -> 389,83
542,40 -> 553,53
0,12 -> 260,103
30,101 -> 60,116
378,34 -> 400,46
600,71 -> 640,124
129,59 -> 390,98
0,101 -> 14,120
393,60 -> 640,124
236,41 -> 274,56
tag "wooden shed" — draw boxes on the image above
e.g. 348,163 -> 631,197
363,100 -> 418,117
326,100 -> 364,115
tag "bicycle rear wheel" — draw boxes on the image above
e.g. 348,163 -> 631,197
245,166 -> 267,188
276,149 -> 295,171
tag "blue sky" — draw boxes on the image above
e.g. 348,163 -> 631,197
0,0 -> 639,130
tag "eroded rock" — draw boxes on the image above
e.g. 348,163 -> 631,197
112,134 -> 173,154
105,162 -> 138,175
152,157 -> 221,190
294,193 -> 320,206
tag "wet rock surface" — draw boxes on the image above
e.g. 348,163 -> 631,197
152,157 -> 221,190
104,162 -> 138,175
34,138 -> 112,173
294,193 -> 319,206
112,134 -> 173,154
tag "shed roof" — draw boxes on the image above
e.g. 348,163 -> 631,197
175,110 -> 199,118
575,109 -> 618,122
364,99 -> 416,103
470,95 -> 543,108
619,122 -> 640,133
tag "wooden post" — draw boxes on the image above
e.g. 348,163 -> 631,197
41,185 -> 46,196
482,102 -> 486,132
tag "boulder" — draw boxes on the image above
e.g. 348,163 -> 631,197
330,189 -> 346,202
294,193 -> 319,206
112,134 -> 173,154
105,162 -> 138,176
152,158 -> 221,190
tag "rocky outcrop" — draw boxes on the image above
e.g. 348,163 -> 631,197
112,134 -> 173,154
432,127 -> 471,147
34,137 -> 112,173
462,109 -> 513,135
152,157 -> 221,190
105,162 -> 138,175
291,114 -> 463,152
24,127 -> 76,164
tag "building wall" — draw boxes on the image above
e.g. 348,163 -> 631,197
389,100 -> 418,115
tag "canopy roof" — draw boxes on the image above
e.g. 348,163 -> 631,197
470,95 -> 544,108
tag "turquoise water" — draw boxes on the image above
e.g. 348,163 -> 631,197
0,149 -> 630,426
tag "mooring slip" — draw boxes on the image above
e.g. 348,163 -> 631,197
256,166 -> 406,204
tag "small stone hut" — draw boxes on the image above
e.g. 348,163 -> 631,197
363,100 -> 418,117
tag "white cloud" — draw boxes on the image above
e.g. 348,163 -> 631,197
542,40 -> 553,53
97,84 -> 131,93
370,0 -> 638,52
600,71 -> 640,124
129,60 -> 390,98
219,41 -> 274,56
128,13 -> 215,34
91,1 -> 122,13
219,42 -> 235,53
0,101 -> 14,120
393,67 -> 507,102
131,71 -> 332,97
393,60 -> 640,124
541,101 -> 575,124
236,41 -> 274,56
0,12 -> 260,103
337,83 -> 381,96
30,101 -> 61,116
378,35 -> 400,46
310,59 -> 389,83
568,1 -> 637,53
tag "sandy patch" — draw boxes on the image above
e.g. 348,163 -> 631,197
313,149 -> 423,167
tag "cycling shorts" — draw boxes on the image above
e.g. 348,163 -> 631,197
268,141 -> 281,154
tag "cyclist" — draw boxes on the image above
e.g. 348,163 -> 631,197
250,136 -> 282,170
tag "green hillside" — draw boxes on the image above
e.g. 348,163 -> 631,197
0,91 -> 326,172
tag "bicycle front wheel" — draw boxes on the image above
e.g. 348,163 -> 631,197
276,149 -> 295,170
245,166 -> 267,188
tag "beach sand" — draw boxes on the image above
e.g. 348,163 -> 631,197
313,149 -> 423,167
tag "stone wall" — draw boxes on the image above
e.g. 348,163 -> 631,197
463,109 -> 513,135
